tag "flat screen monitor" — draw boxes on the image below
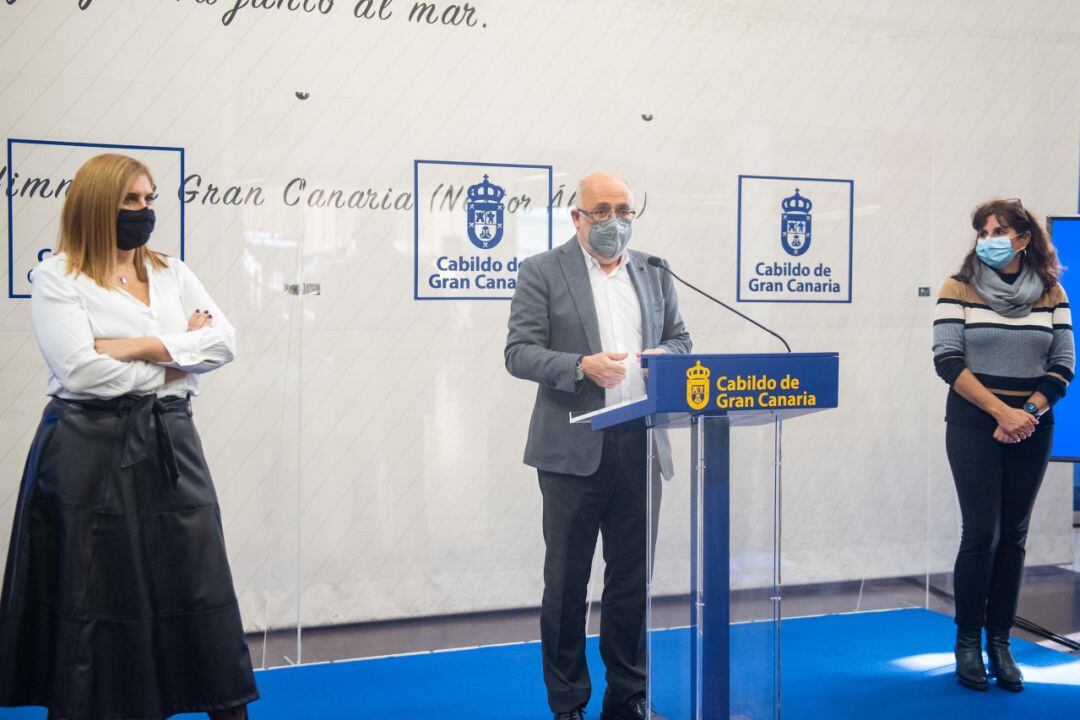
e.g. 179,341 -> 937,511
1047,216 -> 1080,461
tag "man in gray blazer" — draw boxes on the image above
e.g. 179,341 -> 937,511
505,173 -> 691,720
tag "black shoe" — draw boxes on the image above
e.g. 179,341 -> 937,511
554,710 -> 585,720
954,627 -> 989,691
987,630 -> 1024,692
600,694 -> 667,720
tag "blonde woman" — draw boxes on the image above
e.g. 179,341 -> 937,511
0,154 -> 257,719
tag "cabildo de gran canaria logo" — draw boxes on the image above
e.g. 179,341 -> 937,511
684,362 -> 819,411
466,174 -> 505,250
686,361 -> 711,411
780,188 -> 812,256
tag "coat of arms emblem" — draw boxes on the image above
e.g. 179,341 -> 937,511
780,188 -> 812,256
466,175 -> 506,250
686,361 -> 711,411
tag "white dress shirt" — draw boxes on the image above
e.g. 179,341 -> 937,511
30,252 -> 237,400
581,246 -> 645,406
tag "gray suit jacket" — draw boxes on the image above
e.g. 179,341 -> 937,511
505,238 -> 693,479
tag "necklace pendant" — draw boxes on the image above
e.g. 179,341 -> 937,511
119,276 -> 127,285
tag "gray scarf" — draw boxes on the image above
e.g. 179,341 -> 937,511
972,260 -> 1044,318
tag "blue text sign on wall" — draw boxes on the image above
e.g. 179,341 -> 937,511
413,160 -> 552,301
737,175 -> 854,303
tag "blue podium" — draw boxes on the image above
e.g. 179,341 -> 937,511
572,353 -> 839,720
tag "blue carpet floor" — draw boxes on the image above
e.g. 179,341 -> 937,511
2,609 -> 1079,719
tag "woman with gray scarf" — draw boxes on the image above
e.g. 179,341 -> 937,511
933,198 -> 1074,693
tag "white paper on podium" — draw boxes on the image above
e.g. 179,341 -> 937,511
568,395 -> 648,424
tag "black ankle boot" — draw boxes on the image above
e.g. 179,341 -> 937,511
987,630 -> 1024,692
954,627 -> 989,691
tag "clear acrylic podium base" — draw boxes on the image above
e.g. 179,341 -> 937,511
646,415 -> 781,720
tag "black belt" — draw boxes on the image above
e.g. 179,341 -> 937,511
57,394 -> 190,487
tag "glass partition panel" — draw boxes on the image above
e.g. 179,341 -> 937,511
292,90 -> 558,671
213,88 -> 307,670
773,127 -> 936,622
154,84 -> 307,670
0,77 -> 306,678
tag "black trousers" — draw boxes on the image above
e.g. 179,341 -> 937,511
538,429 -> 655,713
946,422 -> 1054,633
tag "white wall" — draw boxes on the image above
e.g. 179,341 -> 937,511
0,0 -> 1076,638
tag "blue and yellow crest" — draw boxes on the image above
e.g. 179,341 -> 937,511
780,188 -> 812,256
686,360 -> 711,411
466,174 -> 506,250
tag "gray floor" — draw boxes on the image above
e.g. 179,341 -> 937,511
247,556 -> 1080,668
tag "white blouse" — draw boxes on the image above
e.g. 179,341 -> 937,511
30,252 -> 237,400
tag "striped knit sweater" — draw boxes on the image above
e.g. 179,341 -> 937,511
933,277 -> 1074,428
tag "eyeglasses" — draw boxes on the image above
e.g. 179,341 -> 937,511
1003,197 -> 1025,214
575,205 -> 637,223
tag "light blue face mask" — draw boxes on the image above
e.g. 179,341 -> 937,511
586,216 -> 632,259
975,235 -> 1021,269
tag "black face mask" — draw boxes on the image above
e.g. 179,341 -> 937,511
116,207 -> 156,250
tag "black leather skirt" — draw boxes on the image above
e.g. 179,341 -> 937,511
0,394 -> 258,720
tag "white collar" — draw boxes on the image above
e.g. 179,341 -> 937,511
580,243 -> 629,274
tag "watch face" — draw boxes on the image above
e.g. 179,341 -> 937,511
1023,402 -> 1038,414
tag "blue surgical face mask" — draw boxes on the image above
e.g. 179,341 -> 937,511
975,235 -> 1020,269
586,216 -> 632,259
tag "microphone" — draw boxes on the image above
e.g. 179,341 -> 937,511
646,256 -> 791,353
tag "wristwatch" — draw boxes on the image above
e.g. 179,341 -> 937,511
1022,401 -> 1039,417
574,357 -> 585,382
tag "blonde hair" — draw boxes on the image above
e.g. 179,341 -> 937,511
58,153 -> 167,287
